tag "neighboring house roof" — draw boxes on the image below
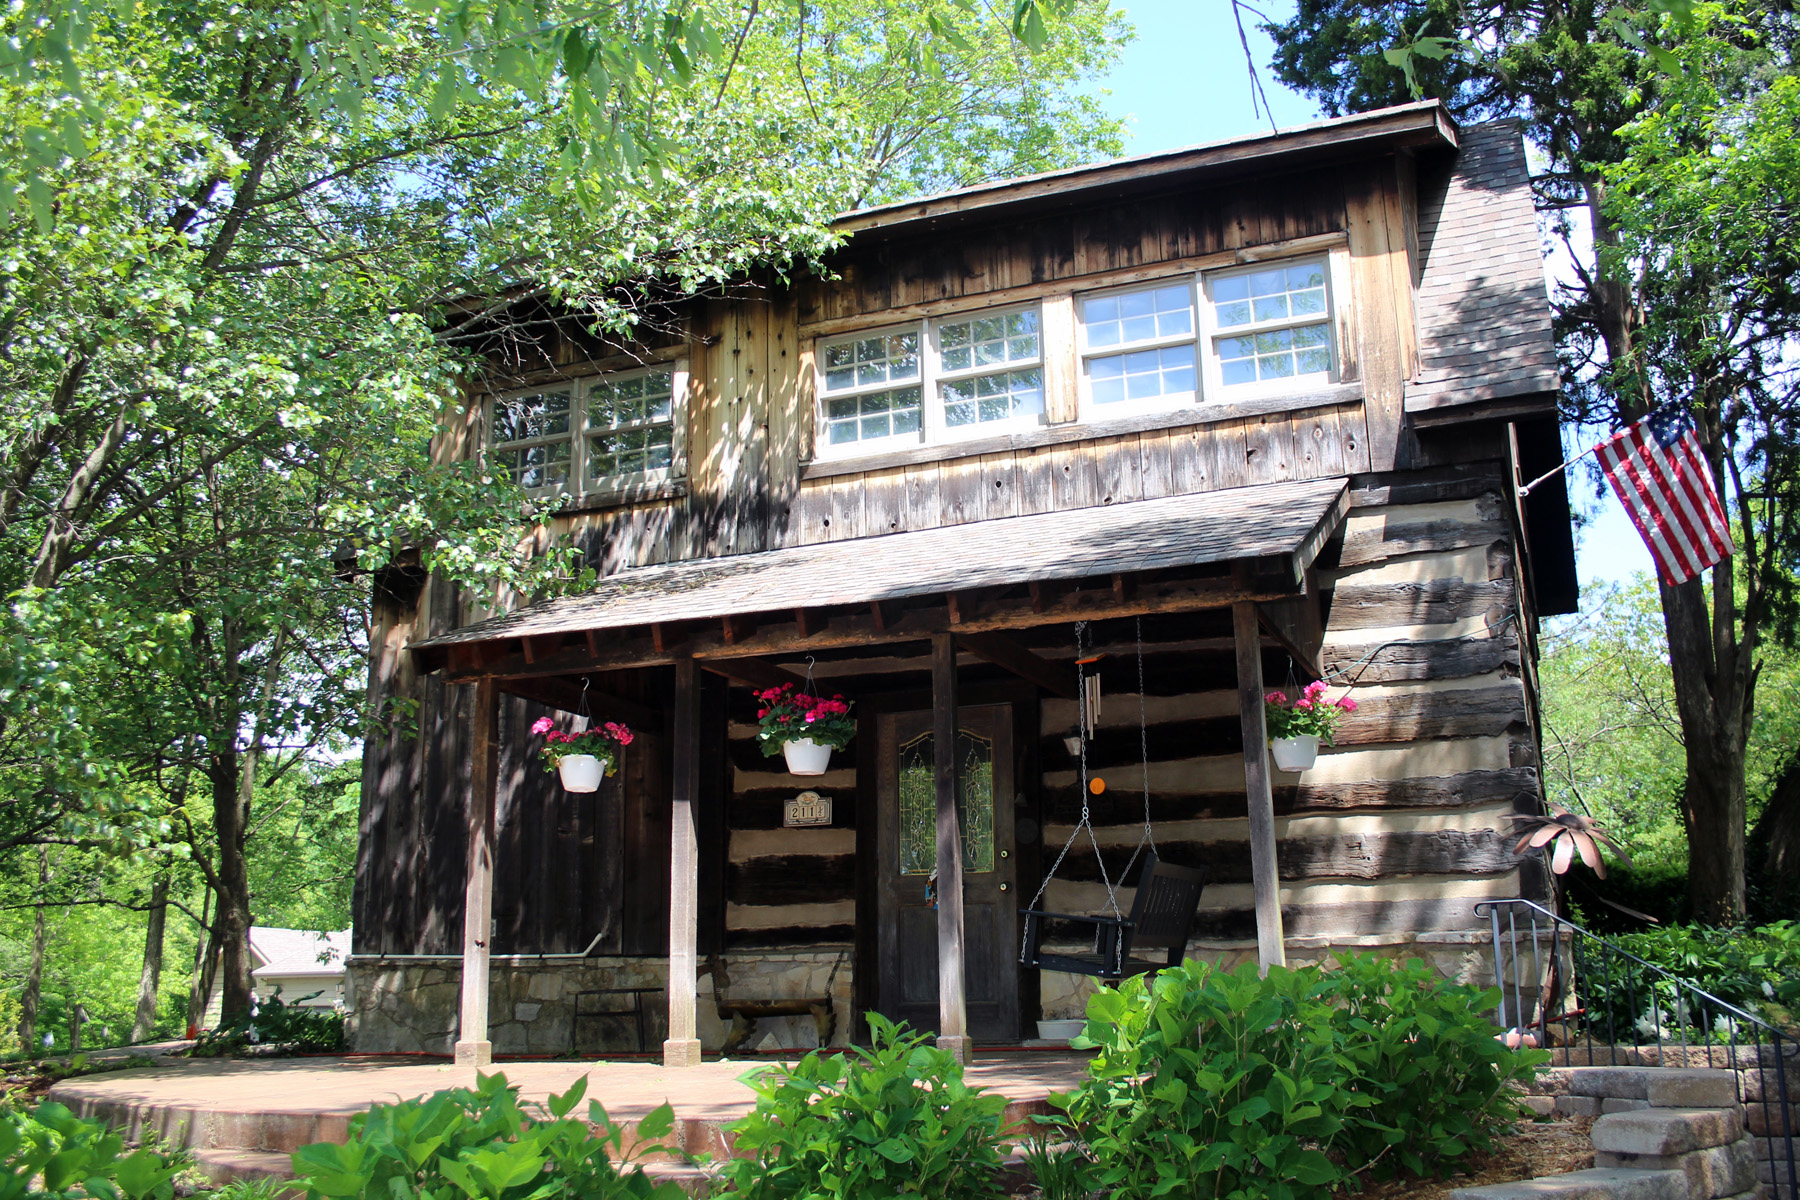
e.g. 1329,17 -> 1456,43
1408,120 -> 1560,418
414,478 -> 1351,654
248,927 -> 351,980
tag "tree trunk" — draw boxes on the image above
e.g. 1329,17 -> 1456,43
186,886 -> 214,1032
212,748 -> 254,1024
1660,565 -> 1753,925
19,849 -> 48,1052
1750,754 -> 1799,910
132,861 -> 173,1042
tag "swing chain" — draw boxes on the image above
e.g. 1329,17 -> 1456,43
1020,622 -> 1125,965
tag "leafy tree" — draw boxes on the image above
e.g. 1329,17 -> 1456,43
1264,0 -> 1800,922
0,0 -> 1125,1023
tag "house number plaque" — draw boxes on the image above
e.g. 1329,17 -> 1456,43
784,791 -> 832,827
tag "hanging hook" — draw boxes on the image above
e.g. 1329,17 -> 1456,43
803,655 -> 817,693
579,676 -> 592,723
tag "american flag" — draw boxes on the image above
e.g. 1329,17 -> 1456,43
1595,404 -> 1734,586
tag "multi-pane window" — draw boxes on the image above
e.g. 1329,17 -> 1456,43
586,369 -> 676,481
822,331 -> 922,448
490,388 -> 574,489
935,310 -> 1042,430
489,364 -> 683,495
1079,282 -> 1198,411
1205,260 -> 1332,387
815,255 -> 1337,457
816,309 -> 1044,454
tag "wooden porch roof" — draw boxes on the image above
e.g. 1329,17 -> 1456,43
413,478 -> 1349,680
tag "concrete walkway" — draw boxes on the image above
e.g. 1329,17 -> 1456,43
49,1052 -> 1091,1184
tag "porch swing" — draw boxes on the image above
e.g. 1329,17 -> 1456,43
1018,618 -> 1209,981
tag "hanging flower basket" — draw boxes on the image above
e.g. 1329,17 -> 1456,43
1270,735 -> 1320,772
756,683 -> 855,775
781,738 -> 834,776
1264,680 -> 1355,772
557,754 -> 607,792
533,717 -> 633,793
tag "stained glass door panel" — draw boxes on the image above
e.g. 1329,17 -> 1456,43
896,728 -> 996,875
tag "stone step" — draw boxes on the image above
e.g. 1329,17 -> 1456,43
1591,1109 -> 1744,1157
1594,1139 -> 1758,1199
1451,1166 -> 1688,1200
191,1149 -> 303,1191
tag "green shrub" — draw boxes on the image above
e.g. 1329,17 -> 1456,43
291,1072 -> 680,1200
1047,955 -> 1546,1200
1322,953 -> 1548,1177
1,1100 -> 187,1200
189,992 -> 344,1057
716,1014 -> 1010,1199
1583,920 -> 1800,1038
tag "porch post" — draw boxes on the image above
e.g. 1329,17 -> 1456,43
454,676 -> 499,1066
1233,601 -> 1287,972
932,633 -> 971,1064
664,656 -> 703,1068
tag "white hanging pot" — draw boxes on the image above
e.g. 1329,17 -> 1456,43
1269,735 -> 1320,772
558,754 -> 606,793
782,738 -> 833,776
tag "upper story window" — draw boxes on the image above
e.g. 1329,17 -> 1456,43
1079,282 -> 1199,413
489,363 -> 685,496
1201,260 -> 1333,390
818,309 -> 1045,456
815,253 -> 1339,459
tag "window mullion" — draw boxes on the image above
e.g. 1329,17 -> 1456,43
920,319 -> 943,444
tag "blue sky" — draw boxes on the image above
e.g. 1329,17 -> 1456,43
1083,0 -> 1655,591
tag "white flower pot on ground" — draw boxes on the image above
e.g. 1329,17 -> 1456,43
782,738 -> 833,775
558,754 -> 606,793
1036,1019 -> 1085,1042
1269,735 -> 1320,772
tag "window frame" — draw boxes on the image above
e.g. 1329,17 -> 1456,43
486,359 -> 689,500
1196,255 -> 1339,400
928,303 -> 1048,443
815,320 -> 929,457
813,305 -> 1050,461
1074,276 -> 1203,421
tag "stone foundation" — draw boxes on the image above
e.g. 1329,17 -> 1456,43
346,950 -> 854,1056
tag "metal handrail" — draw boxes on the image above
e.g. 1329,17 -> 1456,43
1476,898 -> 1797,1200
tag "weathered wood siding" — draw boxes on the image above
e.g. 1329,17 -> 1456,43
478,158 -> 1420,575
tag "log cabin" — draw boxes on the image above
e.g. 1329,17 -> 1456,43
347,100 -> 1576,1066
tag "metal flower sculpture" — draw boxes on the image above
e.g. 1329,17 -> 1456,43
1511,808 -> 1633,877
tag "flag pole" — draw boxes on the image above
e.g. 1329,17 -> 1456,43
1518,439 -> 1604,499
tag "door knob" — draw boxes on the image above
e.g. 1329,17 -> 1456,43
999,882 -> 1010,892
999,849 -> 1010,859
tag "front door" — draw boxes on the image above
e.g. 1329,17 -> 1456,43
875,705 -> 1018,1041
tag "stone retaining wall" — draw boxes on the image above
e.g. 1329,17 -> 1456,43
346,951 -> 852,1056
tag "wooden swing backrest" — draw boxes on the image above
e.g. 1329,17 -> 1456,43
1124,854 -> 1208,959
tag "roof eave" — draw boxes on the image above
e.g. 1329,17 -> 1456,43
834,102 -> 1458,238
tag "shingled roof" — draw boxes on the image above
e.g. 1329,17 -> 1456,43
415,477 -> 1349,651
1407,120 -> 1560,416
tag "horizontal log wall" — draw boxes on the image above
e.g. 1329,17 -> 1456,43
722,700 -> 858,949
1034,462 -> 1545,948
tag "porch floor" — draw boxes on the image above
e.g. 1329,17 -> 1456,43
49,1051 -> 1092,1181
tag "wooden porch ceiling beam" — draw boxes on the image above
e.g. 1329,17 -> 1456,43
955,631 -> 1078,700
699,655 -> 807,692
434,567 -> 1306,685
